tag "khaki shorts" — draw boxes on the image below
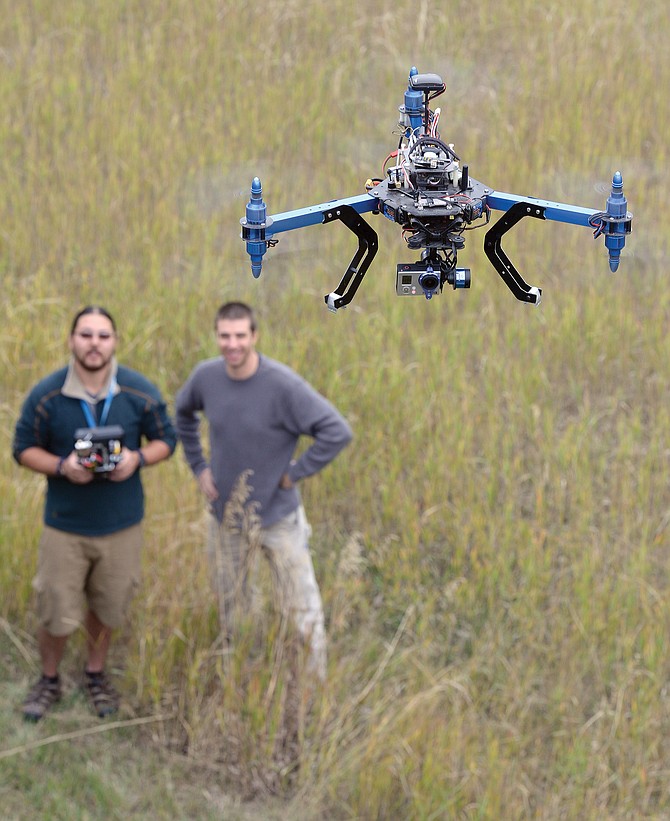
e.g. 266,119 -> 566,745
33,524 -> 143,636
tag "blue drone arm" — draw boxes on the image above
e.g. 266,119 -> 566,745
480,171 -> 632,304
486,171 -> 632,273
485,191 -> 597,226
240,177 -> 380,310
241,177 -> 378,275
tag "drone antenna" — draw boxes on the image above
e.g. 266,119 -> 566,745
406,71 -> 447,135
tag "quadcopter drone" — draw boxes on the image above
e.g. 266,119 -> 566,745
241,67 -> 632,311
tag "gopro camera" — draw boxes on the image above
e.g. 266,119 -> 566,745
74,425 -> 125,474
396,262 -> 471,299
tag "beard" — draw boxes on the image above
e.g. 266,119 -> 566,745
77,351 -> 112,372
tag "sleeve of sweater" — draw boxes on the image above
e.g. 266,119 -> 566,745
13,388 -> 43,461
174,368 -> 208,477
12,378 -> 59,462
134,376 -> 178,452
283,376 -> 353,483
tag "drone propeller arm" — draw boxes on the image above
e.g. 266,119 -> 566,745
486,171 -> 632,273
485,190 -> 598,227
264,193 -> 379,234
241,178 -> 379,282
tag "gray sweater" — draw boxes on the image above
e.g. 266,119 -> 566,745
175,355 -> 352,527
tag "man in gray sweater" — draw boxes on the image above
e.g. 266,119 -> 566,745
175,301 -> 352,680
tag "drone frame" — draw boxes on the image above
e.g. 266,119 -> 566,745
241,67 -> 632,311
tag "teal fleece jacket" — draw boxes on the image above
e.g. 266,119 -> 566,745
13,365 -> 177,536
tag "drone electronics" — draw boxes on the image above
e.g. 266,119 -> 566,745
241,67 -> 632,311
74,425 -> 124,475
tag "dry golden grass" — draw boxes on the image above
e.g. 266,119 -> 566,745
2,1 -> 669,817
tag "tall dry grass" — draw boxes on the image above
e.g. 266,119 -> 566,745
2,1 -> 670,817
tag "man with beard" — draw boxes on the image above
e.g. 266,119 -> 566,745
13,306 -> 176,721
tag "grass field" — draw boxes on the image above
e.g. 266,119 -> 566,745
2,1 -> 669,818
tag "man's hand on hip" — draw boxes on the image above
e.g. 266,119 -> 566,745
198,467 -> 220,502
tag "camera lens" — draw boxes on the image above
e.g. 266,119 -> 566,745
418,271 -> 440,292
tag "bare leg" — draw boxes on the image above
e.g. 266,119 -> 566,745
84,609 -> 112,673
38,628 -> 69,677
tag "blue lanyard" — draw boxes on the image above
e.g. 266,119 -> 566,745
79,377 -> 116,427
